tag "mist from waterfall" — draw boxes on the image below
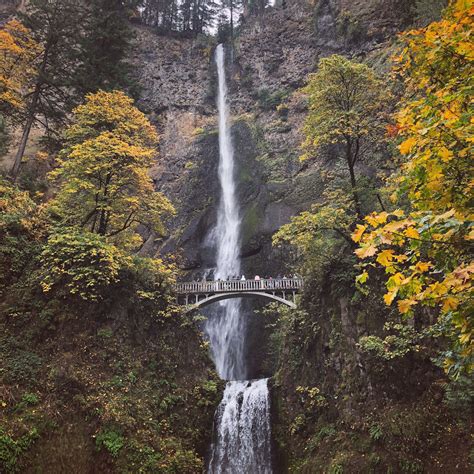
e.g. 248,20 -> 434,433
205,44 -> 273,474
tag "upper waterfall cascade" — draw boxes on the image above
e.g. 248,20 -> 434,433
204,43 -> 245,381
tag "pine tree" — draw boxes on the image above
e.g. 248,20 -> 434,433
11,0 -> 85,178
74,0 -> 134,95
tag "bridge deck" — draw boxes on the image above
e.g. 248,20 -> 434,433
175,278 -> 303,294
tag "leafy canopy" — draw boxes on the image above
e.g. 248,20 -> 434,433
0,20 -> 40,115
301,54 -> 387,159
354,1 -> 474,377
49,90 -> 174,249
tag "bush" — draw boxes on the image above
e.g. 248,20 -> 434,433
0,427 -> 39,472
39,228 -> 130,301
95,429 -> 124,457
3,349 -> 42,386
256,88 -> 288,111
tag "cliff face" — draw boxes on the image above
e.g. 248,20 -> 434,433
133,0 -> 409,275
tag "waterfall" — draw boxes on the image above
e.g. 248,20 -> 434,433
204,43 -> 245,381
205,44 -> 273,474
208,379 -> 272,474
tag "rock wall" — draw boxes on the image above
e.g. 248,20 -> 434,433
132,0 -> 410,275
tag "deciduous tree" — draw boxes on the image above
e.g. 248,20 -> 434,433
353,0 -> 473,377
301,55 -> 388,218
49,90 -> 174,250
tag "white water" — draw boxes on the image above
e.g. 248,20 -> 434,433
208,379 -> 273,474
204,43 -> 246,381
205,44 -> 273,474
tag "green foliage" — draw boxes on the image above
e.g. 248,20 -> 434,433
443,374 -> 474,413
256,88 -> 289,111
369,423 -> 384,441
0,427 -> 39,473
273,190 -> 356,288
75,0 -> 134,96
336,10 -> 366,43
95,429 -> 124,457
358,323 -> 422,361
0,178 -> 45,294
301,55 -> 388,216
1,344 -> 42,386
39,228 -> 129,301
16,393 -> 40,411
301,54 -> 387,158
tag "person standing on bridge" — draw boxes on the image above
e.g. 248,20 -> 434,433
254,275 -> 261,289
241,275 -> 246,281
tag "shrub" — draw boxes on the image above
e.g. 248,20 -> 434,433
256,88 -> 288,111
0,427 -> 39,472
3,350 -> 42,386
39,228 -> 129,301
95,429 -> 124,457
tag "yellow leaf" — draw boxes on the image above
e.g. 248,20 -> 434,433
365,212 -> 388,227
376,249 -> 395,267
384,291 -> 397,305
398,299 -> 416,314
355,244 -> 377,259
404,227 -> 420,239
356,271 -> 369,284
352,224 -> 366,243
399,137 -> 417,155
415,262 -> 431,273
442,296 -> 459,312
438,147 -> 453,162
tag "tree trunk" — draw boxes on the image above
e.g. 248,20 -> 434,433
346,139 -> 362,219
10,85 -> 41,179
10,43 -> 50,179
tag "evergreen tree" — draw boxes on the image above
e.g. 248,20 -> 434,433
11,0 -> 84,177
74,0 -> 134,95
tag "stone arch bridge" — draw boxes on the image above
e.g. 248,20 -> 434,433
174,278 -> 303,312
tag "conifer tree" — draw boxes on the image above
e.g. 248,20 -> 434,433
11,0 -> 84,177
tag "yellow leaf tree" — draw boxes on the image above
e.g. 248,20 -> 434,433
49,90 -> 175,250
354,1 -> 474,377
0,19 -> 39,114
301,55 -> 388,218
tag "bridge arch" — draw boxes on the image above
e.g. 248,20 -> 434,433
184,291 -> 296,313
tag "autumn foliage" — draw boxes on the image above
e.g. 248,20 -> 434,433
0,20 -> 40,115
353,1 -> 473,376
49,90 -> 174,249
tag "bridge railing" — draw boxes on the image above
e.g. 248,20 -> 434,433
174,278 -> 303,294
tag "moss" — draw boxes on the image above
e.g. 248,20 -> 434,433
240,204 -> 261,246
0,427 -> 39,473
